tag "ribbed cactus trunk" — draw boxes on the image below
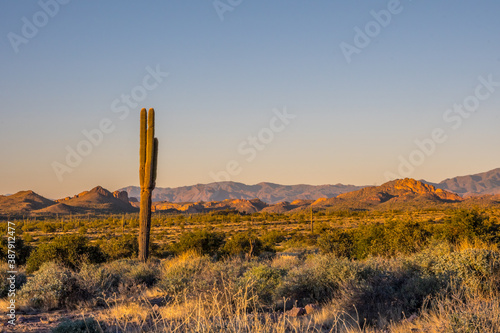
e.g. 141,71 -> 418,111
139,108 -> 158,262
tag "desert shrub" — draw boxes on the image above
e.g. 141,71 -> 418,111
103,259 -> 161,288
408,240 -> 454,276
335,257 -> 443,326
19,262 -> 85,310
172,229 -> 225,256
432,248 -> 500,293
0,263 -> 27,298
260,230 -> 286,249
41,222 -> 57,233
277,254 -> 362,305
441,210 -> 499,244
201,256 -> 258,290
26,235 -> 106,273
282,231 -> 317,249
159,252 -> 212,296
271,254 -> 301,270
383,219 -> 430,255
223,232 -> 263,258
99,234 -> 138,260
240,264 -> 287,306
353,220 -> 429,259
317,228 -> 354,258
351,223 -> 387,258
128,261 -> 160,287
52,318 -> 105,333
0,236 -> 32,265
76,263 -> 121,300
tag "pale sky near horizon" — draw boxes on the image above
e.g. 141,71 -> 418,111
1,1 -> 500,199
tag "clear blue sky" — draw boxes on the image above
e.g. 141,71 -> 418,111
1,0 -> 500,199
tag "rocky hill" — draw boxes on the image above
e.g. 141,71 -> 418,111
55,186 -> 137,213
311,178 -> 463,211
0,190 -> 55,215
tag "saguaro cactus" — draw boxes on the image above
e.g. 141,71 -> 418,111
139,108 -> 158,262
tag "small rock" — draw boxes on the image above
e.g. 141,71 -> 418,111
407,314 -> 418,323
287,307 -> 306,317
304,304 -> 319,314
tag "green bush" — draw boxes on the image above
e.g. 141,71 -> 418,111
260,230 -> 286,250
351,220 -> 429,259
241,264 -> 286,306
317,228 -> 354,258
103,259 -> 161,289
26,235 -> 106,273
76,263 -> 120,300
223,232 -> 263,258
159,252 -> 212,295
432,248 -> 500,293
335,257 -> 443,326
172,229 -> 225,256
99,234 -> 138,260
277,254 -> 361,305
52,318 -> 105,333
441,210 -> 498,244
41,222 -> 57,233
19,262 -> 84,310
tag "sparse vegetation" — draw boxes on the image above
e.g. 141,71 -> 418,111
2,207 -> 500,331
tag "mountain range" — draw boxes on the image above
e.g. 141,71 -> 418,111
119,182 -> 364,204
2,168 -> 500,217
120,168 -> 500,204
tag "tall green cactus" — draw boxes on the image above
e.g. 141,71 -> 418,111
139,108 -> 158,262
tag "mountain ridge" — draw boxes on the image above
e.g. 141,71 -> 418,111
3,168 -> 500,217
119,167 -> 500,204
120,181 -> 365,205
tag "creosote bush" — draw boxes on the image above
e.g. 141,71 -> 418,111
159,251 -> 212,295
223,232 -> 263,258
26,235 -> 105,273
98,234 -> 139,260
19,261 -> 84,310
172,229 -> 225,256
241,264 -> 286,306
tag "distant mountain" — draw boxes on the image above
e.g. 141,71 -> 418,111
430,168 -> 500,197
0,190 -> 55,215
120,168 -> 500,205
0,186 -> 136,217
3,167 -> 500,217
120,182 -> 364,205
55,186 -> 137,213
311,178 -> 463,211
